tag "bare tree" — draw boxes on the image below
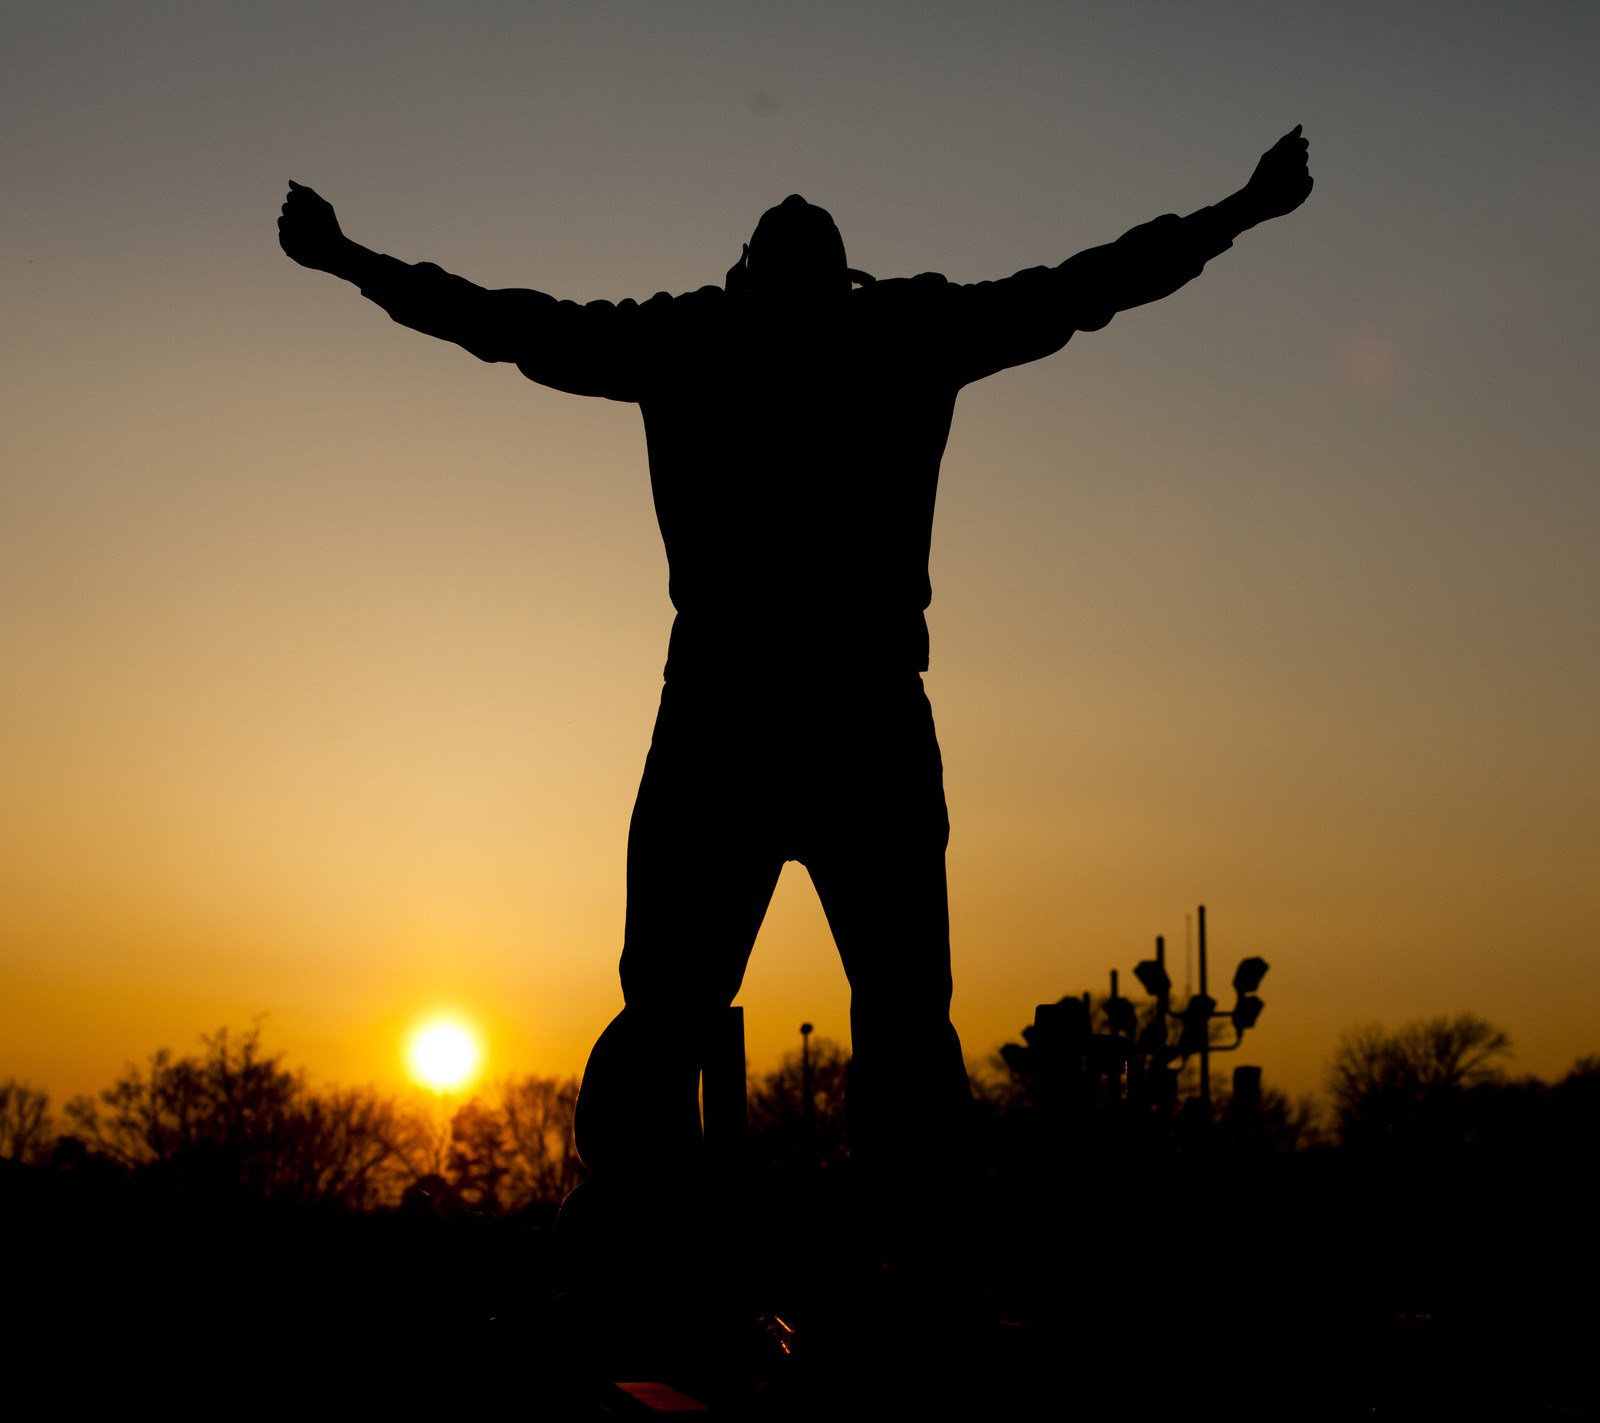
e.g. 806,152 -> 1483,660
447,1096 -> 512,1210
747,1036 -> 850,1173
1216,1082 -> 1328,1151
0,1079 -> 54,1164
1327,1013 -> 1512,1149
282,1085 -> 435,1208
64,1026 -> 428,1208
494,1074 -> 584,1209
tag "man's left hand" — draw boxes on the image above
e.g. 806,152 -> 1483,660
1242,126 -> 1314,223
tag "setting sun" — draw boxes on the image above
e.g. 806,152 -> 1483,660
406,1018 -> 483,1092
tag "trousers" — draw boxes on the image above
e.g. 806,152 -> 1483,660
572,672 -> 972,1183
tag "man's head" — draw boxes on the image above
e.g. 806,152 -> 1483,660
740,194 -> 850,297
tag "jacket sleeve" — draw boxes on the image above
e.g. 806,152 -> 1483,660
355,253 -> 649,402
948,210 -> 1237,387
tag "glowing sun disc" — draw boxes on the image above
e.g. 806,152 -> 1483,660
407,1019 -> 482,1091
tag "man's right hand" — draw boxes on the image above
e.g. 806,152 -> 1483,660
278,181 -> 350,272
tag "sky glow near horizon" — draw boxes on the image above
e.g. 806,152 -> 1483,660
4,2 -> 1598,1107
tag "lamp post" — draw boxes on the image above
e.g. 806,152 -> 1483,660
1103,968 -> 1137,1039
1197,904 -> 1215,1107
1027,907 -> 1270,1142
1133,936 -> 1177,1111
1191,905 -> 1270,1108
799,1021 -> 815,1159
1128,906 -> 1269,1117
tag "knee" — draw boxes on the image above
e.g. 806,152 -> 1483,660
573,1006 -> 705,1175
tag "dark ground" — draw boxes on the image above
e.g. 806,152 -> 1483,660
7,1147 -> 1595,1420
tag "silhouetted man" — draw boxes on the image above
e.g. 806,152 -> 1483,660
278,128 -> 1312,1284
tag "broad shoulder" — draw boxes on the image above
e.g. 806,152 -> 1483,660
641,283 -> 725,314
858,272 -> 953,301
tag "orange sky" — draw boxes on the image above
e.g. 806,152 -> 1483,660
4,3 -> 1598,1109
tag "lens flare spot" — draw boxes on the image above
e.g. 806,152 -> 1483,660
407,1018 -> 482,1091
1340,334 -> 1400,390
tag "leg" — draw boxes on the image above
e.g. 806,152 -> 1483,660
573,679 -> 785,1180
798,679 -> 971,1184
559,681 -> 786,1339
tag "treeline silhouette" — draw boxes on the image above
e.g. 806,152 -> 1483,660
4,1012 -> 1596,1416
2,1029 -> 591,1405
10,1010 -> 1586,1187
3,1025 -> 585,1213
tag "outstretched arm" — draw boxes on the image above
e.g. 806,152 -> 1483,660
277,180 -> 546,363
952,129 -> 1313,382
1056,126 -> 1313,326
276,182 -> 644,399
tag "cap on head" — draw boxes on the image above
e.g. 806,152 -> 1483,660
745,194 -> 849,296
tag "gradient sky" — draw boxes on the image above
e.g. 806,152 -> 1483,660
5,2 -> 1597,1108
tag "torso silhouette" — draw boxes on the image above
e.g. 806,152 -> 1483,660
357,212 -> 1223,674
